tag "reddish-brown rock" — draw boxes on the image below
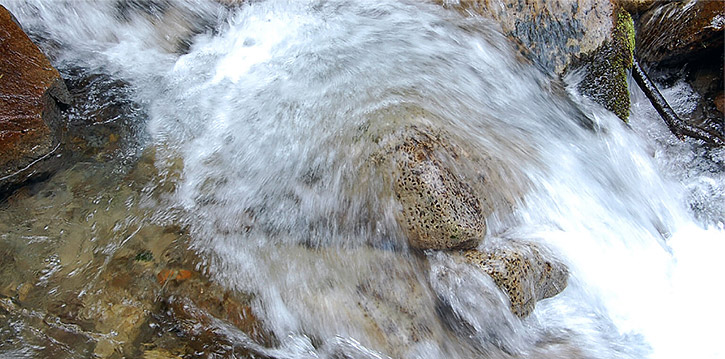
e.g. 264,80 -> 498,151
636,1 -> 725,65
715,93 -> 725,115
615,0 -> 662,14
1,5 -> 69,191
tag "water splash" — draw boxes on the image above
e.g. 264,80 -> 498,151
2,0 -> 723,358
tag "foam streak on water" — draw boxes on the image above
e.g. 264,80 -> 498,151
3,0 -> 724,358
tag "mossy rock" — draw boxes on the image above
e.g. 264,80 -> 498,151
578,8 -> 635,121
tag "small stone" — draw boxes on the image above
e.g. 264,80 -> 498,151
110,273 -> 132,288
0,297 -> 18,313
17,283 -> 32,302
0,282 -> 17,298
157,269 -> 192,285
175,269 -> 192,280
134,250 -> 154,262
94,338 -> 118,358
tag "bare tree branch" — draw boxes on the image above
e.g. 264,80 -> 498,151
632,59 -> 724,147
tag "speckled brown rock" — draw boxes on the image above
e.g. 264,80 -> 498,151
637,1 -> 725,65
459,240 -> 568,317
390,127 -> 486,250
363,105 -> 527,250
0,5 -> 70,191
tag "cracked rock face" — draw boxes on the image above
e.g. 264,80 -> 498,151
1,5 -> 70,191
458,239 -> 569,317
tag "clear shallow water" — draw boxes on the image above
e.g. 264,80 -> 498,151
1,1 -> 723,358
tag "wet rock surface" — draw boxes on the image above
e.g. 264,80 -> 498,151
60,67 -> 147,162
389,126 -> 487,250
114,0 -> 221,54
437,0 -> 635,120
457,239 -> 568,317
0,5 -> 70,192
251,245 -> 468,358
365,106 -> 527,250
616,0 -> 661,14
0,149 -> 269,358
636,1 -> 724,66
438,0 -> 616,75
0,2 -> 638,357
635,1 -> 724,141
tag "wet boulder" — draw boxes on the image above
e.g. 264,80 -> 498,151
0,5 -> 70,192
364,105 -> 527,250
389,127 -> 486,250
115,0 -> 220,54
437,0 -> 636,120
258,245 -> 457,358
456,239 -> 568,317
616,0 -> 660,14
636,1 -> 724,66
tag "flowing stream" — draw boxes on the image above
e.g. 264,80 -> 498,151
1,1 -> 723,358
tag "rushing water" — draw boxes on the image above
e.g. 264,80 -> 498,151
1,1 -> 724,358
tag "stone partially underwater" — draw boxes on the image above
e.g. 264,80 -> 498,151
459,239 -> 569,317
389,127 -> 487,250
368,112 -> 569,317
0,5 -> 70,192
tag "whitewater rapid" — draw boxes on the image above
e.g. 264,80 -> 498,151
4,0 -> 724,358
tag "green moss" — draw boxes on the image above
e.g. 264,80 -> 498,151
616,10 -> 635,69
134,250 -> 153,262
578,8 -> 635,122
